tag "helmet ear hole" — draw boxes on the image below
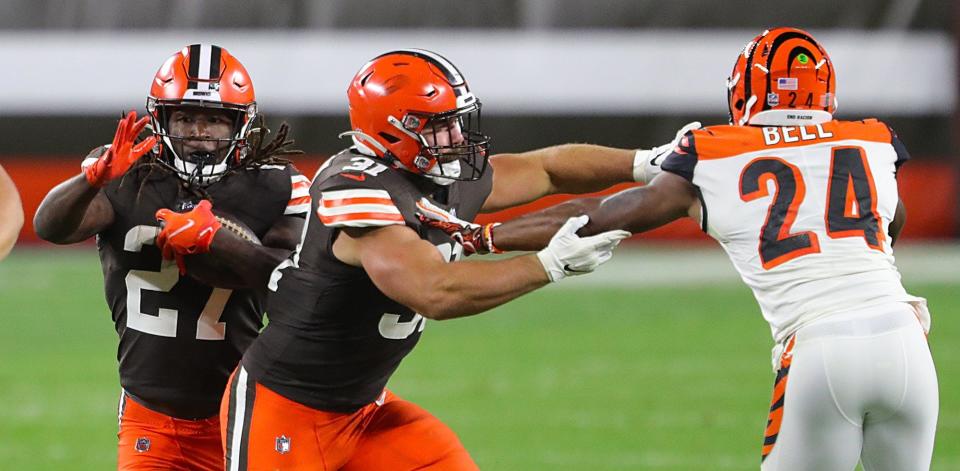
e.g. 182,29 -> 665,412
378,132 -> 401,144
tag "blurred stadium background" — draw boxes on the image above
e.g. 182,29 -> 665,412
1,1 -> 957,469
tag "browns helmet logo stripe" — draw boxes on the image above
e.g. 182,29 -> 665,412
185,44 -> 223,91
317,189 -> 404,227
187,44 -> 201,90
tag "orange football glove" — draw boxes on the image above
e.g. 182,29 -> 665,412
155,200 -> 222,275
415,198 -> 501,255
82,111 -> 157,188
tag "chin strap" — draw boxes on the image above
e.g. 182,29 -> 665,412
424,160 -> 461,186
171,156 -> 229,185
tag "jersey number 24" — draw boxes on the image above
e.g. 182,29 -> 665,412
739,146 -> 884,270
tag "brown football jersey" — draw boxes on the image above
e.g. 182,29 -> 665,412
242,149 -> 493,412
98,162 -> 307,418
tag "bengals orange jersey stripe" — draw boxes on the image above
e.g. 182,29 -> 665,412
688,119 -> 893,161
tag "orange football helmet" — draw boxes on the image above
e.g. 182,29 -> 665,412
146,44 -> 258,184
344,49 -> 490,182
727,27 -> 837,126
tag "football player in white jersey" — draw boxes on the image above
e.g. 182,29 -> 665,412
424,27 -> 938,470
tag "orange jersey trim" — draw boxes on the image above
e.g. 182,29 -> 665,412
318,212 -> 405,225
287,196 -> 311,206
322,196 -> 395,208
693,119 -> 892,160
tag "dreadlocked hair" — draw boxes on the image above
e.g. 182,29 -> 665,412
232,114 -> 304,171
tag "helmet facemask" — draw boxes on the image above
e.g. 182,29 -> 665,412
147,99 -> 257,187
394,102 -> 489,184
345,48 -> 492,185
146,44 -> 258,187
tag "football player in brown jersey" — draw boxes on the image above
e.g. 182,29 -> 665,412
0,164 -> 23,260
34,44 -> 310,471
211,49 -> 697,471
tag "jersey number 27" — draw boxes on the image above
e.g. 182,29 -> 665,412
123,225 -> 233,340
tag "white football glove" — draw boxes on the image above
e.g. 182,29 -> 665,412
632,121 -> 701,183
536,215 -> 631,282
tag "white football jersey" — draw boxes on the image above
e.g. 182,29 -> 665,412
661,119 -> 924,343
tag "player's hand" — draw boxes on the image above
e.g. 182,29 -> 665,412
632,121 -> 701,183
416,197 -> 501,255
536,215 -> 631,282
155,200 -> 222,275
82,111 -> 157,188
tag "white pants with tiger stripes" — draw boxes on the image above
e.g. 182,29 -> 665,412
761,302 -> 938,471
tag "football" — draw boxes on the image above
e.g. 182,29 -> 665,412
183,213 -> 262,289
215,214 -> 262,246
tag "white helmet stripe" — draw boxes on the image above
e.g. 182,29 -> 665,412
197,45 -> 212,83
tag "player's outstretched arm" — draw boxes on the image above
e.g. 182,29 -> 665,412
35,112 -> 154,244
339,218 -> 628,320
483,144 -> 634,212
0,165 -> 24,259
489,172 -> 700,251
481,122 -> 700,212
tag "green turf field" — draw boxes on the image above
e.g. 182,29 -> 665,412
0,248 -> 957,470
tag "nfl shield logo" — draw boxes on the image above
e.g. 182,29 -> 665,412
175,199 -> 198,212
135,437 -> 151,453
766,93 -> 780,106
275,435 -> 291,454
